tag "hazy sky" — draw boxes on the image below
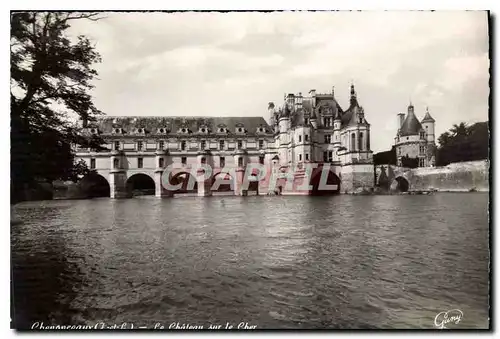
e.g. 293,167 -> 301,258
69,11 -> 489,152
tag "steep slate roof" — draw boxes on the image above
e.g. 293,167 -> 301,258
90,116 -> 272,135
421,109 -> 435,123
399,107 -> 423,136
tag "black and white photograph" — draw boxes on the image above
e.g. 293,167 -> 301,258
9,8 -> 491,331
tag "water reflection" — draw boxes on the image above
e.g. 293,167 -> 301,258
11,193 -> 490,329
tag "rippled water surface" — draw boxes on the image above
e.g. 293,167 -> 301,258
11,194 -> 490,329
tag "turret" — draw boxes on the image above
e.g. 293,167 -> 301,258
309,89 -> 316,107
279,104 -> 291,133
296,92 -> 303,110
421,106 -> 436,143
268,102 -> 276,126
310,109 -> 318,129
350,83 -> 357,107
333,108 -> 341,131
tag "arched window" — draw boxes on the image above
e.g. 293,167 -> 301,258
113,158 -> 119,169
351,133 -> 356,151
359,132 -> 363,151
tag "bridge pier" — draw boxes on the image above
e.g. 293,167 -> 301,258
341,163 -> 375,193
197,171 -> 213,197
109,170 -> 131,199
154,169 -> 173,198
234,168 -> 247,196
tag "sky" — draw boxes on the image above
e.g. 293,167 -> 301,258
68,11 -> 489,152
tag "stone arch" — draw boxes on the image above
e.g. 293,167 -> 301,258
169,171 -> 198,194
310,166 -> 341,195
80,172 -> 110,198
391,176 -> 409,192
211,172 -> 234,193
248,169 -> 260,194
126,173 -> 155,196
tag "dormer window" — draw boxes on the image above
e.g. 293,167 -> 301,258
114,128 -> 122,134
90,128 -> 98,134
199,126 -> 209,134
136,128 -> 145,134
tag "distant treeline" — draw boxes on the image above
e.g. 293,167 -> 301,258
374,121 -> 489,167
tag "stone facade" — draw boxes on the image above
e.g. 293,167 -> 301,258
76,84 -> 375,197
375,160 -> 489,192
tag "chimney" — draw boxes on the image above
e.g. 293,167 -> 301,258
397,112 -> 405,128
309,89 -> 316,107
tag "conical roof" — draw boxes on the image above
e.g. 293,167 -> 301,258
399,105 -> 423,136
421,108 -> 435,123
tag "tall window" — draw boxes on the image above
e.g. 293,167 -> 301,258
419,158 -> 425,167
201,157 -> 206,164
237,140 -> 243,149
328,151 -> 333,162
159,157 -> 164,168
259,155 -> 265,164
305,118 -> 309,125
259,140 -> 264,149
323,151 -> 328,162
420,131 -> 426,139
219,140 -> 225,150
324,117 -> 332,127
113,158 -> 119,169
305,135 -> 309,142
220,156 -> 225,168
305,154 -> 309,161
138,157 -> 143,168
351,133 -> 356,151
159,140 -> 164,150
201,140 -> 206,150
420,145 -> 426,155
238,157 -> 243,167
90,158 -> 96,169
181,156 -> 187,165
359,132 -> 363,151
137,141 -> 143,151
114,141 -> 120,150
298,135 -> 302,143
181,141 -> 186,151
324,135 -> 331,143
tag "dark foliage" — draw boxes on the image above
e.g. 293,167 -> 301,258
11,12 -> 105,203
436,122 -> 489,166
374,145 -> 397,166
401,156 -> 419,168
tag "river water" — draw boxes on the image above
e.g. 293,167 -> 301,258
11,193 -> 490,330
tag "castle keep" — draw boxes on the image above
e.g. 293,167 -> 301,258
394,104 -> 436,167
77,84 -> 376,198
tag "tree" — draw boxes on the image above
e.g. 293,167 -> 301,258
450,122 -> 469,138
436,121 -> 489,166
401,155 -> 419,168
374,146 -> 397,165
11,12 -> 106,203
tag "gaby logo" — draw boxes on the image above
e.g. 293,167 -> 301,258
434,309 -> 463,329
